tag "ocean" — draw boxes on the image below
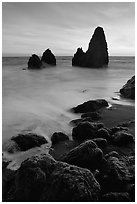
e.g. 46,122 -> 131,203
2,56 -> 135,143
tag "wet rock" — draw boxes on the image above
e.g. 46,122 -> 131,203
81,112 -> 101,120
61,140 -> 104,172
11,132 -> 48,151
72,26 -> 109,68
72,122 -> 96,142
120,75 -> 135,99
97,128 -> 111,141
40,162 -> 101,202
6,153 -> 101,202
101,192 -> 130,202
51,132 -> 69,145
41,49 -> 56,65
28,54 -> 42,69
112,131 -> 134,146
6,154 -> 55,202
72,99 -> 108,113
92,138 -> 107,149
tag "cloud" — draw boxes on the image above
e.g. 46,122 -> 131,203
2,2 -> 135,56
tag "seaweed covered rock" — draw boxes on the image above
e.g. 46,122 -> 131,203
120,76 -> 135,99
41,49 -> 56,65
72,99 -> 108,113
61,140 -> 104,172
28,54 -> 42,69
51,132 -> 69,145
112,131 -> 134,146
10,133 -> 48,152
72,26 -> 109,68
6,153 -> 101,202
101,192 -> 130,202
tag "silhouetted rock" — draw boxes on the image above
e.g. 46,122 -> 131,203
70,117 -> 96,126
72,26 -> 109,68
61,140 -> 104,172
41,49 -> 56,65
110,126 -> 128,134
28,54 -> 42,69
101,192 -> 130,202
128,184 -> 135,201
112,131 -> 134,146
51,132 -> 69,145
81,112 -> 101,120
92,138 -> 107,149
11,133 -> 48,151
120,76 -> 135,99
6,153 -> 101,202
72,99 -> 108,113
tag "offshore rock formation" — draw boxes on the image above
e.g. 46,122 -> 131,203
41,49 -> 56,65
120,76 -> 135,99
72,26 -> 109,68
28,54 -> 42,69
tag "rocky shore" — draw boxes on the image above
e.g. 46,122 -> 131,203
2,96 -> 135,202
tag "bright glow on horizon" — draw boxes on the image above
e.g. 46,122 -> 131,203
2,2 -> 135,56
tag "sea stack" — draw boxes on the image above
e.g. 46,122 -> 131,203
41,49 -> 56,65
120,75 -> 135,99
28,54 -> 42,69
72,26 -> 109,68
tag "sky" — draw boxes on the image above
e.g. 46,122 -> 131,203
2,2 -> 135,56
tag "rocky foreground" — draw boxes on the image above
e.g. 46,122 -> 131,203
2,98 -> 135,202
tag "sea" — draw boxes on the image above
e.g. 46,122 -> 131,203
2,56 -> 135,144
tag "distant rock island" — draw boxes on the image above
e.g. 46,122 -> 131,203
28,49 -> 56,69
72,26 -> 109,68
41,49 -> 56,66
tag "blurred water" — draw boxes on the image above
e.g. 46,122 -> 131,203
2,56 -> 135,142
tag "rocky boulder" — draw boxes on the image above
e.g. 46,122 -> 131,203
72,26 -> 109,68
72,99 -> 108,113
6,153 -> 101,202
120,76 -> 135,99
61,140 -> 104,172
51,132 -> 69,145
10,133 -> 48,152
112,131 -> 134,146
28,54 -> 42,69
92,138 -> 107,149
41,49 -> 56,65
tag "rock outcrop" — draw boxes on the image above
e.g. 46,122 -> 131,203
120,76 -> 135,99
72,99 -> 108,113
28,54 -> 42,69
61,140 -> 104,172
72,26 -> 109,68
41,49 -> 56,65
5,153 -> 101,202
3,133 -> 48,153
